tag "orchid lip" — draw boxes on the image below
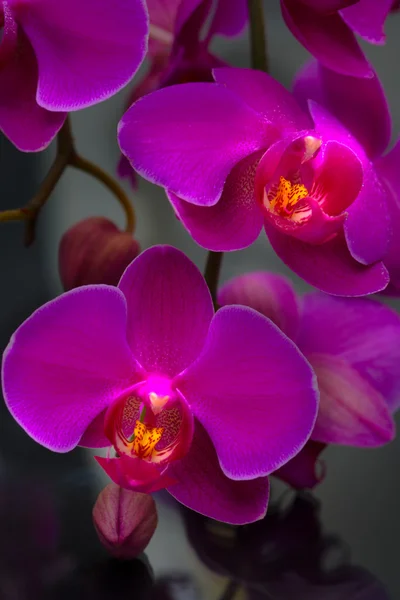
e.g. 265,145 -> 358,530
262,135 -> 322,225
104,377 -> 193,468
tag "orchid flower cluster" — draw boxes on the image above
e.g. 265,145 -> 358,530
1,0 -> 400,531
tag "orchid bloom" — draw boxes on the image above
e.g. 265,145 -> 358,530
119,67 -> 391,296
218,272 -> 400,488
118,0 -> 247,187
293,61 -> 400,297
1,246 -> 318,524
280,0 -> 393,78
0,0 -> 148,151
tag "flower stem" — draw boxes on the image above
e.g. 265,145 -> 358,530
70,154 -> 135,234
0,115 -> 136,245
204,251 -> 224,309
247,0 -> 269,72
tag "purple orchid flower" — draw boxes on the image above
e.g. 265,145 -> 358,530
118,66 -> 391,297
218,271 -> 400,488
118,0 -> 247,187
0,0 -> 148,152
280,0 -> 393,78
293,60 -> 400,296
1,246 -> 318,524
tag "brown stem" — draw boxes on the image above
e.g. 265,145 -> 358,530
204,251 -> 224,309
247,0 -> 269,72
0,115 -> 135,245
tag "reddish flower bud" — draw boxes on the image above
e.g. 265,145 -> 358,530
93,483 -> 157,559
59,217 -> 140,290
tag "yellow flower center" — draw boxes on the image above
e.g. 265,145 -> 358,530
132,420 -> 164,460
268,176 -> 309,218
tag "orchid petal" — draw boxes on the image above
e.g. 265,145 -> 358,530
96,455 -> 176,493
293,61 -> 391,159
213,67 -> 312,132
297,293 -> 400,411
309,102 -> 391,264
0,30 -> 65,151
208,0 -> 248,37
168,152 -> 264,251
168,422 -> 269,524
11,0 -> 148,110
265,225 -> 389,296
118,246 -> 213,378
2,287 -> 139,452
118,82 -> 274,206
309,353 -> 395,446
281,0 -> 372,77
218,272 -> 300,339
273,441 -> 326,489
340,0 -> 393,43
177,306 -> 318,479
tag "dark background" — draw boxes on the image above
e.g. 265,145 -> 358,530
1,1 -> 400,598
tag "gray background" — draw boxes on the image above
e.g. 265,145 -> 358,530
1,0 -> 400,597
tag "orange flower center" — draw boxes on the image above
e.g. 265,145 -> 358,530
267,176 -> 309,218
132,420 -> 164,460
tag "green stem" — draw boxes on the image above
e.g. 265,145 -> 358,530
247,0 -> 269,72
204,251 -> 224,309
0,116 -> 136,245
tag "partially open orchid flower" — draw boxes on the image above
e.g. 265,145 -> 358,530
117,0 -> 247,187
59,217 -> 140,290
280,0 -> 393,78
219,272 -> 400,488
1,246 -> 318,524
0,0 -> 148,151
93,483 -> 157,559
119,67 -> 391,296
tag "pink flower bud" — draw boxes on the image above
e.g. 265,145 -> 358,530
93,483 -> 157,559
59,217 -> 140,290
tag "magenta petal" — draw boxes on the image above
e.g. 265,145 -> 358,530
293,61 -> 391,159
313,141 -> 363,216
309,102 -> 391,264
300,0 -> 358,10
297,293 -> 400,412
168,422 -> 269,524
218,272 -> 300,339
340,0 -> 393,43
344,164 -> 391,265
168,152 -> 264,251
79,410 -> 109,448
118,246 -> 213,378
308,353 -> 395,447
208,0 -> 248,37
177,306 -> 318,479
147,0 -> 182,42
2,287 -> 139,452
375,138 -> 400,291
118,82 -> 273,206
96,456 -> 176,493
281,0 -> 372,77
265,225 -> 389,296
0,30 -> 65,151
213,67 -> 312,132
13,0 -> 148,110
273,441 -> 327,490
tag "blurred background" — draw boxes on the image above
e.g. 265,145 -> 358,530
1,0 -> 400,597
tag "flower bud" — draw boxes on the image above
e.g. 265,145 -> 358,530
59,217 -> 140,290
93,483 -> 157,559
